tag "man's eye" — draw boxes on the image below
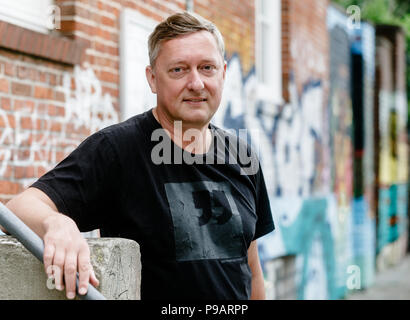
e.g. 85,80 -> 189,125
202,65 -> 214,71
172,67 -> 183,73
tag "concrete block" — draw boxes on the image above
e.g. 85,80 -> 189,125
0,236 -> 141,300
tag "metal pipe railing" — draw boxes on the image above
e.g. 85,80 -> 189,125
0,201 -> 106,300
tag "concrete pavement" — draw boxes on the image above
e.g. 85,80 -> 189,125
345,254 -> 410,300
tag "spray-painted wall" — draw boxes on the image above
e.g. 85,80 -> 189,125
375,25 -> 408,269
350,21 -> 377,289
212,1 -> 355,300
0,65 -> 118,189
214,4 -> 407,300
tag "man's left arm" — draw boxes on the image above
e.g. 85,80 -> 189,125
248,240 -> 266,300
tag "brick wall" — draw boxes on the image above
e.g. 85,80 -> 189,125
56,0 -> 188,113
0,0 -> 258,204
0,0 -> 190,203
194,0 -> 255,74
0,43 -> 81,202
281,0 -> 329,102
267,0 -> 330,299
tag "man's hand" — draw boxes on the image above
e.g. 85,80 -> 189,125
42,214 -> 99,299
6,187 -> 99,300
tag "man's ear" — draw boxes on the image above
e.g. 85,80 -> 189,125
223,60 -> 227,80
146,65 -> 157,94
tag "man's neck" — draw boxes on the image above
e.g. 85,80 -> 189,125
152,107 -> 212,154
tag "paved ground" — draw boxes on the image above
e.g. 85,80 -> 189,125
345,254 -> 410,300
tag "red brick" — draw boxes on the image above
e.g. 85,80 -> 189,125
101,15 -> 116,28
11,82 -> 32,96
98,70 -> 118,83
36,166 -> 48,177
15,166 -> 36,179
0,97 -> 11,110
0,78 -> 9,93
50,121 -> 62,132
20,116 -> 36,130
4,61 -> 14,76
55,90 -> 66,102
34,86 -> 54,99
36,70 -> 47,83
1,165 -> 13,179
0,180 -> 20,194
14,100 -> 35,112
17,66 -> 36,81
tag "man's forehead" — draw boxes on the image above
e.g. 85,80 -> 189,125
167,57 -> 220,66
158,32 -> 223,64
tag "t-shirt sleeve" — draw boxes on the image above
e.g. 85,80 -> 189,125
253,164 -> 275,240
31,131 -> 119,232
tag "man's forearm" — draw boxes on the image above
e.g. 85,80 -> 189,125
248,240 -> 266,300
5,187 -> 60,238
250,272 -> 266,300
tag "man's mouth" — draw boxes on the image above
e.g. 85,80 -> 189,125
183,98 -> 207,102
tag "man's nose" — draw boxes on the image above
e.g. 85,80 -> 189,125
187,70 -> 205,91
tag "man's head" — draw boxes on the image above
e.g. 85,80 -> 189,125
148,12 -> 225,68
146,12 -> 227,128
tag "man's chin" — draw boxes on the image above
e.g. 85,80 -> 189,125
179,109 -> 214,126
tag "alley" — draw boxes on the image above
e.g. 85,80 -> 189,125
346,254 -> 410,300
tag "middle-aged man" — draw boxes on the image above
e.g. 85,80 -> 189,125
3,11 -> 274,300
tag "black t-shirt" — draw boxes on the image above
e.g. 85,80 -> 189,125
32,109 -> 275,300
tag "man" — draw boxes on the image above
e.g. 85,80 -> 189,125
4,11 -> 274,300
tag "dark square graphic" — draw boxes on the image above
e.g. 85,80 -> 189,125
164,181 -> 244,261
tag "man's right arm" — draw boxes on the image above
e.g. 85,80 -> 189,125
4,187 -> 99,299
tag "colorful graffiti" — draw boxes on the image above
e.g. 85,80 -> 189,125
213,52 -> 345,299
350,22 -> 377,289
375,25 -> 409,267
327,8 -> 354,300
212,6 -> 402,300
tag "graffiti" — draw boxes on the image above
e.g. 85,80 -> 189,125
376,25 -> 409,263
216,55 -> 325,200
274,77 -> 324,198
214,53 -> 342,299
0,66 -> 119,186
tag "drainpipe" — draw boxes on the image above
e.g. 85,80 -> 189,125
0,202 -> 106,300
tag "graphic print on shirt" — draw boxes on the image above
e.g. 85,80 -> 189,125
164,181 -> 244,261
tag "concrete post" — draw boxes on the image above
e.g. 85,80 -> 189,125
0,236 -> 141,300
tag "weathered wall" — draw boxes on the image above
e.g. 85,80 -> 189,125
0,236 -> 141,300
0,0 -> 188,203
375,25 -> 409,270
350,21 -> 377,290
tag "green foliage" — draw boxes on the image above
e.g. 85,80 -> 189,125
332,0 -> 409,32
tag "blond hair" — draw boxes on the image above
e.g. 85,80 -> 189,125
148,11 -> 225,67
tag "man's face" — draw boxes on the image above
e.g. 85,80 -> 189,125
146,30 -> 226,127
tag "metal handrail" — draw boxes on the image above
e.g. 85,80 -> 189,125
0,201 -> 106,300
